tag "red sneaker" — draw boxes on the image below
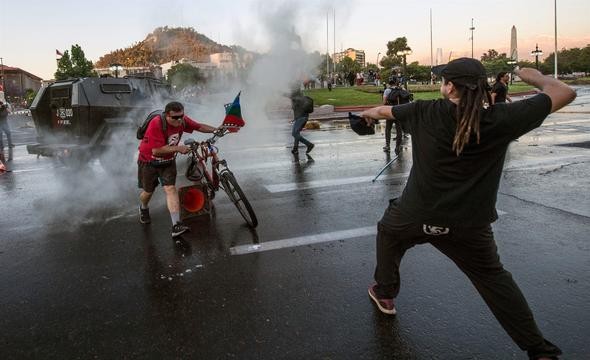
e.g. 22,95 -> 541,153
368,284 -> 396,315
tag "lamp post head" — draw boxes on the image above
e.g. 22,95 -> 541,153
531,44 -> 543,57
109,63 -> 124,78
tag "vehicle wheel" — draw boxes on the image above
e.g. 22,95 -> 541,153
219,171 -> 258,228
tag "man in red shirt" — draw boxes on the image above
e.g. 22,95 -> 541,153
138,101 -> 217,237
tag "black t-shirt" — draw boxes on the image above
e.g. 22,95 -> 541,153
492,81 -> 508,103
392,94 -> 552,226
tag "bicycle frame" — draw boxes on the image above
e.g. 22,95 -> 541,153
183,127 -> 258,228
186,129 -> 228,193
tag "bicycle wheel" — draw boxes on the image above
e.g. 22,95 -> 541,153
219,170 -> 258,228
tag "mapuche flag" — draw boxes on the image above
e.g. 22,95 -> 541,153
222,92 -> 245,133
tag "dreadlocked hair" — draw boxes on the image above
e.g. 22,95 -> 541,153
450,78 -> 492,155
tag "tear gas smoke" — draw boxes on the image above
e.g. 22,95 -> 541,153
33,0 -> 353,226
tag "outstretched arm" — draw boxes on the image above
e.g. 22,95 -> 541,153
197,123 -> 217,133
360,106 -> 394,125
515,67 -> 576,113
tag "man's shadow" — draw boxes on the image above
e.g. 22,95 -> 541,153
291,152 -> 315,206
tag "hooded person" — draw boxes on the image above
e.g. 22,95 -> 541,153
288,88 -> 315,155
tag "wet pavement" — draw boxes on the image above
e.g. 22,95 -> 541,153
1,88 -> 589,359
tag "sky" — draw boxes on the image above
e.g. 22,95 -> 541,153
1,0 -> 589,80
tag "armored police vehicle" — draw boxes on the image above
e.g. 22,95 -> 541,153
27,76 -> 171,172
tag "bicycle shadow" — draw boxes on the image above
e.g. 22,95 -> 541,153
179,205 -> 259,257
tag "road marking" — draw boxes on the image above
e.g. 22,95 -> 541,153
265,172 -> 410,193
230,210 -> 508,255
230,226 -> 377,255
9,167 -> 61,174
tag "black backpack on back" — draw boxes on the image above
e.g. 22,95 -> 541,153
386,87 -> 413,105
136,110 -> 168,140
302,95 -> 314,114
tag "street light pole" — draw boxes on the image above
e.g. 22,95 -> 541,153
554,0 -> 558,78
109,63 -> 123,78
531,44 -> 543,70
507,60 -> 517,85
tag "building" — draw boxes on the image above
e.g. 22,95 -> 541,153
159,58 -> 218,80
94,65 -> 163,79
333,48 -> 366,68
160,52 -> 254,80
0,65 -> 43,105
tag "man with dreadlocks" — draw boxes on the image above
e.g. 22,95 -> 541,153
360,58 -> 575,360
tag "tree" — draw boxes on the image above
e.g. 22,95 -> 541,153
364,63 -> 378,72
336,56 -> 361,78
55,44 -> 96,80
167,63 -> 204,91
316,52 -> 334,77
480,49 -> 504,62
384,37 -> 410,63
405,62 -> 431,82
543,45 -> 590,74
24,89 -> 37,107
379,37 -> 411,83
479,49 -> 511,76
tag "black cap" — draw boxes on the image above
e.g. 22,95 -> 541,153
349,112 -> 375,136
432,57 -> 487,90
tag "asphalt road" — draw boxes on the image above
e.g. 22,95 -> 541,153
1,89 -> 589,359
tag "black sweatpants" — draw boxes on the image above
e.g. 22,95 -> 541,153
373,200 -> 562,359
384,119 -> 402,153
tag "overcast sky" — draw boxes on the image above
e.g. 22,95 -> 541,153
1,0 -> 588,79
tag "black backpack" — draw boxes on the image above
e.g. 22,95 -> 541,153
386,87 -> 413,105
136,110 -> 170,140
302,96 -> 314,114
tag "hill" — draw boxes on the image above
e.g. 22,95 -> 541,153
95,26 -> 233,68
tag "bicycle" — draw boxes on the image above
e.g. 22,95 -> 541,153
183,127 -> 258,228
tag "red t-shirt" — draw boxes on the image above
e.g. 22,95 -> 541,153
138,115 -> 202,162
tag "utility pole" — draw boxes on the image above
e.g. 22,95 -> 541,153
333,8 -> 336,76
469,18 -> 475,58
430,8 -> 434,84
0,57 -> 4,93
554,0 -> 558,78
326,12 -> 329,76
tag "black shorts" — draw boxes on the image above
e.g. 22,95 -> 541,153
137,160 -> 177,193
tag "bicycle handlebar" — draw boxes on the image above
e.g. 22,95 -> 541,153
184,127 -> 229,149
